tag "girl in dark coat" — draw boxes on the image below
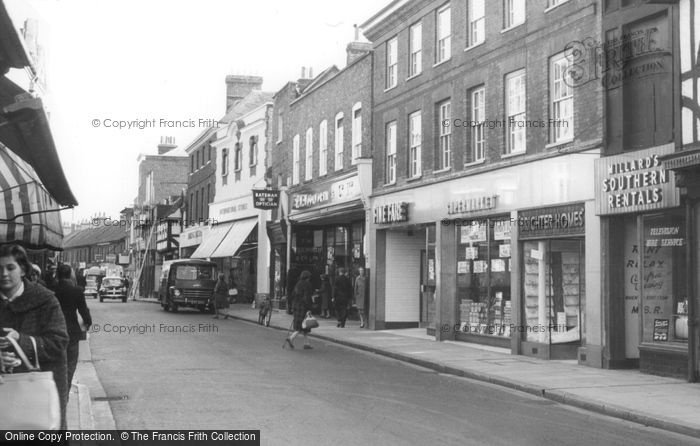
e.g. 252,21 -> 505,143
212,273 -> 230,319
284,270 -> 313,350
0,244 -> 69,429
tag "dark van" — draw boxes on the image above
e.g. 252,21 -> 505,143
159,259 -> 217,313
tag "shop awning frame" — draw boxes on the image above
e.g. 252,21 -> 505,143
190,223 -> 233,259
210,218 -> 257,258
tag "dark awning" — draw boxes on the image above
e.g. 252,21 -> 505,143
0,0 -> 32,75
0,77 -> 78,206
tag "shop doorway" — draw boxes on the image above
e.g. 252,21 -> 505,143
419,249 -> 436,328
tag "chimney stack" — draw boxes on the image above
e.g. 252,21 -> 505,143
309,67 -> 314,78
157,136 -> 177,155
346,25 -> 372,66
225,75 -> 263,112
301,66 -> 306,78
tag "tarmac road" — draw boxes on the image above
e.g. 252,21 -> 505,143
86,300 -> 700,446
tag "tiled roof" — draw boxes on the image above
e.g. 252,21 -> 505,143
220,90 -> 274,124
62,224 -> 127,249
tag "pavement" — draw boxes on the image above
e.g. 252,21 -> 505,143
69,298 -> 700,439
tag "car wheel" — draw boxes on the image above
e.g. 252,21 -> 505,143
162,299 -> 169,311
99,297 -> 104,302
122,297 -> 127,303
168,300 -> 178,313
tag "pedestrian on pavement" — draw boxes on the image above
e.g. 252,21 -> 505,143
29,263 -> 47,287
54,264 -> 92,389
212,273 -> 230,319
333,267 -> 353,328
284,270 -> 313,350
319,274 -> 331,318
0,244 -> 69,429
353,267 -> 368,328
42,263 -> 58,291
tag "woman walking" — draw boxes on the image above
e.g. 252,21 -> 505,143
212,273 -> 230,319
319,274 -> 331,318
353,267 -> 368,328
284,270 -> 313,350
0,244 -> 69,429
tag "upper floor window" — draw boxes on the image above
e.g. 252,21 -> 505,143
436,4 -> 452,63
249,136 -> 258,166
305,127 -> 313,181
468,0 -> 485,47
438,100 -> 451,170
221,149 -> 229,176
408,22 -> 422,77
352,103 -> 362,164
234,142 -> 242,171
319,120 -> 328,176
335,113 -> 344,171
550,52 -> 574,144
196,150 -> 200,169
385,121 -> 397,184
190,154 -> 194,173
409,111 -> 422,178
386,37 -> 398,89
470,86 -> 486,162
208,144 -> 212,162
292,134 -> 300,185
505,69 -> 526,154
504,0 -> 525,29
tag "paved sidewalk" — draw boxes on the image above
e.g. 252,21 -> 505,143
222,303 -> 700,439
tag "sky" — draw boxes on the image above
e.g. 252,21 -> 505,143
5,0 -> 384,224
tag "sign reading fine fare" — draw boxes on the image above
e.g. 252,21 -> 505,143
595,144 -> 679,215
252,189 -> 280,210
373,202 -> 409,224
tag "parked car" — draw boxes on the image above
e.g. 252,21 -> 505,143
99,276 -> 128,302
84,267 -> 104,299
159,259 -> 217,313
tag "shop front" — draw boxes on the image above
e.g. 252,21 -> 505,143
179,224 -> 210,259
370,151 -> 601,355
287,172 -> 367,296
595,143 -> 697,379
191,193 -> 271,302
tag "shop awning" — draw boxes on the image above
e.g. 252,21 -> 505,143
189,223 -> 233,259
0,143 -> 63,249
210,218 -> 257,258
0,80 -> 78,206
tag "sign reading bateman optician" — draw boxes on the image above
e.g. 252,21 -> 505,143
252,189 -> 280,210
291,174 -> 360,212
519,203 -> 586,239
595,144 -> 679,215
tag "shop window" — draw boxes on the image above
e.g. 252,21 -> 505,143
457,218 -> 512,336
522,239 -> 584,344
641,212 -> 688,344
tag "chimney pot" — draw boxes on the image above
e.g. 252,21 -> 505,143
301,66 -> 306,78
309,67 -> 314,78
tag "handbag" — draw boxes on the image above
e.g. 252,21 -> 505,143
228,288 -> 239,296
0,336 -> 61,430
302,311 -> 319,330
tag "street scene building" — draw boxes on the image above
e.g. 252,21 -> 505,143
2,0 -> 700,442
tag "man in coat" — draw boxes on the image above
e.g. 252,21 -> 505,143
54,264 -> 92,388
333,267 -> 353,328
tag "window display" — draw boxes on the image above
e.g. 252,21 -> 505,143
521,239 -> 584,344
641,212 -> 688,344
456,217 -> 511,336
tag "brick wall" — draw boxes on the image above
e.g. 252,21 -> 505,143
186,134 -> 217,225
270,55 -> 372,192
137,156 -> 189,206
366,0 -> 602,191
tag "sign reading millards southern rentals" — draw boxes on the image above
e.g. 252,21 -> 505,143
519,203 -> 585,239
373,202 -> 409,224
252,189 -> 280,210
594,144 -> 679,215
291,174 -> 360,212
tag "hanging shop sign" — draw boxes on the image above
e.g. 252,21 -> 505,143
518,203 -> 586,239
118,254 -> 130,265
291,173 -> 361,212
105,254 -> 116,263
373,202 -> 409,224
594,144 -> 678,215
252,189 -> 280,210
447,195 -> 498,215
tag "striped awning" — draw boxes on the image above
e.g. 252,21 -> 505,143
0,143 -> 63,250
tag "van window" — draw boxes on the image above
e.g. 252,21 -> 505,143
174,265 -> 215,280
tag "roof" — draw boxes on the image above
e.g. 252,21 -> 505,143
62,224 -> 127,249
299,66 -> 340,95
220,90 -> 274,125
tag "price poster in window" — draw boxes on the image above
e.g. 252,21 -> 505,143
465,247 -> 479,260
494,220 -> 512,241
460,222 -> 487,244
457,261 -> 469,274
428,259 -> 435,281
653,319 -> 669,341
491,259 -> 506,272
473,260 -> 488,273
499,244 -> 511,258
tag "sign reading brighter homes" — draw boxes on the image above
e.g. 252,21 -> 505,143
595,144 -> 679,215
